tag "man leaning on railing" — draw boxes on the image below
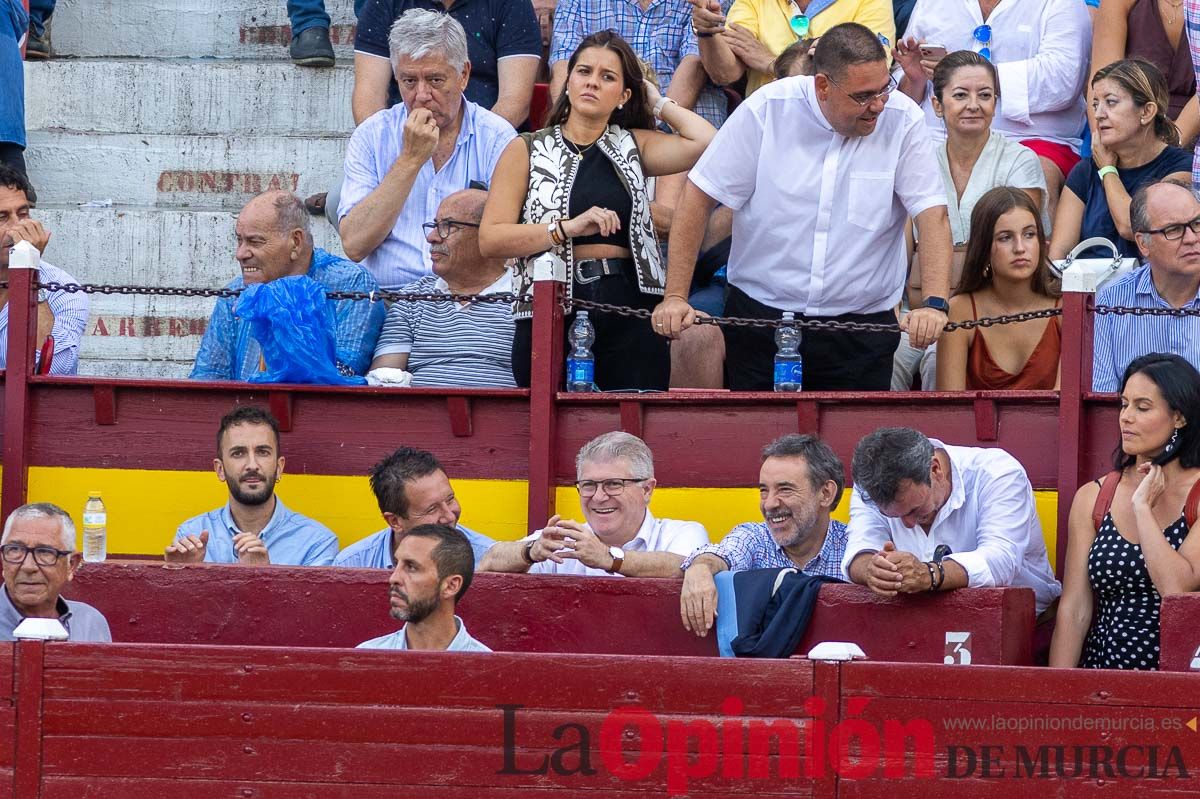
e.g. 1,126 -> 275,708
0,165 -> 87,375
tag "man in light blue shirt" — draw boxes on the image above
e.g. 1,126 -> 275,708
335,446 -> 495,569
190,190 -> 384,382
166,406 -> 338,566
1093,180 -> 1200,392
337,9 -> 516,290
679,435 -> 849,637
358,524 -> 491,651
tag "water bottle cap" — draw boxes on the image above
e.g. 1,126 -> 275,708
578,310 -> 588,318
782,311 -> 795,320
88,491 -> 101,498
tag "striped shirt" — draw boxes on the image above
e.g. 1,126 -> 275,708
1093,264 -> 1200,392
0,261 -> 89,375
1188,0 -> 1200,188
681,520 -> 849,580
189,248 -> 385,382
373,273 -> 516,388
550,0 -> 733,127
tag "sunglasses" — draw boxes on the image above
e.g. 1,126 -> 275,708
788,0 -> 810,37
973,24 -> 992,60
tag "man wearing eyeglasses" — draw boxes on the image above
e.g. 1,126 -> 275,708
480,431 -> 709,576
0,503 -> 111,642
1093,180 -> 1200,392
367,189 -> 515,388
653,22 -> 953,392
190,190 -> 385,382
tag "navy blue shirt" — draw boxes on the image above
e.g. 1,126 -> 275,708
1064,145 -> 1192,259
354,0 -> 541,111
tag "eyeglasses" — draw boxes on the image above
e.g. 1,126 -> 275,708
575,477 -> 650,497
824,73 -> 898,107
421,219 -> 480,239
973,24 -> 992,60
1,543 -> 73,567
1141,215 -> 1200,241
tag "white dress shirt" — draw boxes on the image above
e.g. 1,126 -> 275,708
688,76 -> 945,316
528,510 -> 709,577
841,440 -> 1061,613
903,0 -> 1091,149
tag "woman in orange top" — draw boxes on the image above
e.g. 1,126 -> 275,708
936,186 -> 1062,391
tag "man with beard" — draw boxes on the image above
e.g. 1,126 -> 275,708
357,524 -> 490,651
679,434 -> 848,637
165,406 -> 339,566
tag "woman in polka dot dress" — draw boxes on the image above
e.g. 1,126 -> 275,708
1050,353 -> 1200,670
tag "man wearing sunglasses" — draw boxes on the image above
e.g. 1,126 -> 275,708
0,503 -> 111,642
1093,180 -> 1200,391
368,189 -> 515,388
654,22 -> 953,392
480,431 -> 709,576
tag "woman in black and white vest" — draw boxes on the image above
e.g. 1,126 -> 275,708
480,31 -> 715,391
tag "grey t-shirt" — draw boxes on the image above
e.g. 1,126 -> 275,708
0,586 -> 112,642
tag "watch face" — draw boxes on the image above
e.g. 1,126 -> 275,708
924,297 -> 950,312
609,546 -> 624,559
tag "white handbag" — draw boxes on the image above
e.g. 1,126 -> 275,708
1050,237 -> 1139,293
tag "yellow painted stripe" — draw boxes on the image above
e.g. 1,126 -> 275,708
12,466 -> 1060,569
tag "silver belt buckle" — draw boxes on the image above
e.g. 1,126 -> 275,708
575,259 -> 603,284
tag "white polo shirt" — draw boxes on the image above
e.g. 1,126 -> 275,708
841,440 -> 1061,613
903,0 -> 1090,149
528,510 -> 708,577
687,75 -> 945,316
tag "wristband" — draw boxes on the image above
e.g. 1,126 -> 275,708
691,25 -> 715,38
1097,165 -> 1119,181
925,562 -> 937,592
653,96 -> 678,119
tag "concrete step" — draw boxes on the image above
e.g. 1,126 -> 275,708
35,205 -> 347,373
26,131 -> 346,209
49,0 -> 357,60
26,60 -> 354,136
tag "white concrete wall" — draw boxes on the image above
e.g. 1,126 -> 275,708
27,61 -> 354,136
51,0 -> 358,60
27,132 -> 347,208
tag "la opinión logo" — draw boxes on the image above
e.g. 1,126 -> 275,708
497,696 -> 935,795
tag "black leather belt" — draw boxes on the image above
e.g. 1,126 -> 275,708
575,257 -> 633,284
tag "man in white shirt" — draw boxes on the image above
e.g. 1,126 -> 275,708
357,524 -> 491,652
842,427 -> 1061,614
652,22 -> 953,391
338,10 -> 517,290
894,0 -> 1091,219
480,432 -> 709,577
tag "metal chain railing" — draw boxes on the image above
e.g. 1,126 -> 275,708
27,280 -> 1200,331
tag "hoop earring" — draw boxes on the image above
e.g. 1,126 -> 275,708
1164,427 -> 1181,456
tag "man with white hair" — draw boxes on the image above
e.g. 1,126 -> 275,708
0,503 -> 111,641
480,432 -> 709,577
191,190 -> 385,381
338,9 -> 518,291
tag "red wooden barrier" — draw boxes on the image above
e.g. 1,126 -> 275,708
64,563 -> 1035,664
0,645 -> 14,796
1156,594 -> 1200,673
32,643 -> 837,798
837,661 -> 1200,795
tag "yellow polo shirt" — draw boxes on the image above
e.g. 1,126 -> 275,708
725,0 -> 895,95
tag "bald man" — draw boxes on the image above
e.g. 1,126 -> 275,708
191,190 -> 386,381
369,189 -> 515,388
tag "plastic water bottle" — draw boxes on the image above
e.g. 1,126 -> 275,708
566,311 -> 596,392
82,492 -> 107,563
774,312 -> 803,392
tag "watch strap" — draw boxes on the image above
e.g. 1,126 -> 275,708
606,551 -> 624,575
1097,165 -> 1119,181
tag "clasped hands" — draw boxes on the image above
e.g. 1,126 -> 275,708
864,541 -> 932,596
529,515 -> 614,570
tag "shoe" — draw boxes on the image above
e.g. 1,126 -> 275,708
289,27 -> 334,67
25,28 -> 49,60
304,192 -> 327,216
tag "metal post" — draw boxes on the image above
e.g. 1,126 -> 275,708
526,254 -> 566,530
2,243 -> 39,539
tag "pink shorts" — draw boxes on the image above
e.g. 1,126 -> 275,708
1019,138 -> 1081,180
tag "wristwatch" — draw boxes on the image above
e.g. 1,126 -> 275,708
922,296 -> 950,313
522,539 -> 537,565
606,546 -> 625,575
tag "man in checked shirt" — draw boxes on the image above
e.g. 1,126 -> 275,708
679,434 -> 849,636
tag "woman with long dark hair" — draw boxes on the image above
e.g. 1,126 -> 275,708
936,187 -> 1061,391
480,31 -> 715,390
1050,353 -> 1200,669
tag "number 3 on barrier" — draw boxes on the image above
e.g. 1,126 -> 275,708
944,631 -> 973,665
